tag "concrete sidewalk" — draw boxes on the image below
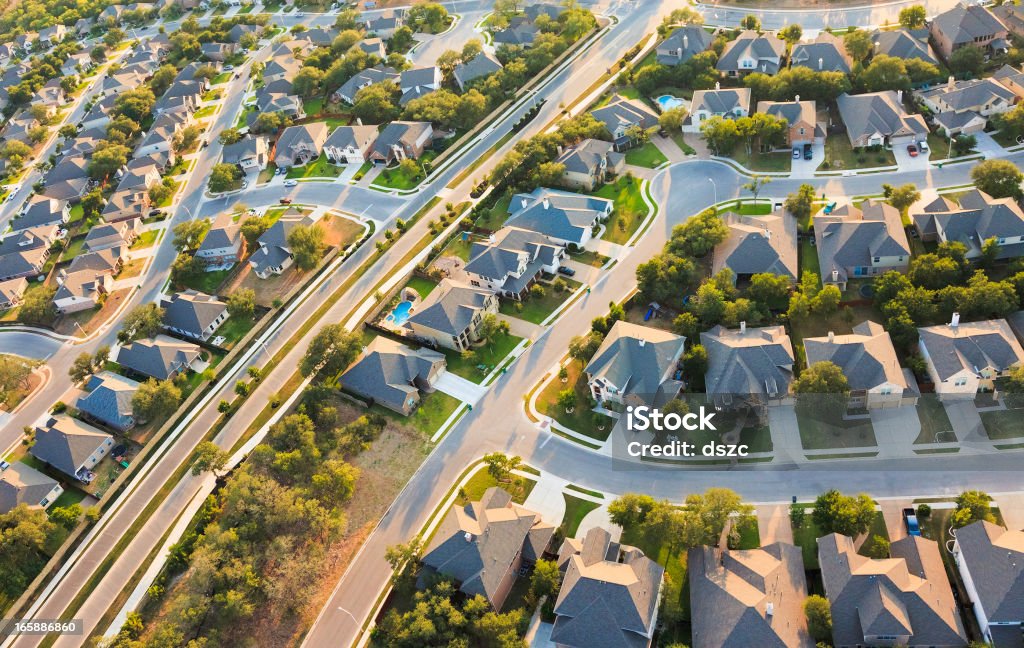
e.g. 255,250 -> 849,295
522,473 -> 568,528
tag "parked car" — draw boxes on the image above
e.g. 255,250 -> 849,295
557,266 -> 576,277
283,179 -> 297,187
279,198 -> 292,204
148,209 -> 163,217
907,144 -> 918,157
275,166 -> 285,175
903,508 -> 921,536
224,64 -> 234,71
0,460 -> 9,471
919,140 -> 929,152
792,147 -> 801,159
803,143 -> 812,160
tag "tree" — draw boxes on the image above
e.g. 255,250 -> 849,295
568,331 -> 604,363
170,253 -> 204,287
793,361 -> 850,412
88,142 -> 130,180
950,45 -> 985,76
843,29 -> 873,64
859,55 -> 910,92
389,25 -> 415,52
227,289 -> 256,319
0,356 -> 31,403
253,111 -> 287,134
69,352 -> 97,383
132,379 -> 182,423
219,128 -> 243,146
240,215 -> 272,247
740,14 -> 760,30
0,505 -> 55,596
149,64 -> 178,96
310,459 -> 360,508
899,4 -> 927,28
191,441 -> 229,476
671,209 -> 728,257
658,106 -> 687,132
748,273 -> 792,308
812,489 -> 876,536
904,57 -> 940,84
882,183 -> 921,213
951,490 -> 996,528
292,66 -> 324,98
742,175 -> 771,203
530,559 -> 560,601
476,312 -> 507,346
384,539 -> 422,580
971,159 -> 1023,199
804,595 -> 832,641
19,287 -> 55,324
608,493 -> 657,528
286,224 -> 326,272
172,219 -> 210,252
682,345 -> 708,384
779,24 -> 802,44
352,81 -> 400,123
700,115 -> 740,155
864,534 -> 891,559
301,324 -> 362,377
117,303 -> 164,344
784,184 -> 815,224
483,452 -> 521,482
208,163 -> 242,193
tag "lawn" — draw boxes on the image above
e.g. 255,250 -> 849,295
624,141 -> 667,168
568,249 -> 609,268
439,233 -> 485,261
69,204 -> 84,223
215,314 -> 257,349
235,106 -> 256,129
181,267 -> 234,295
915,397 -> 955,444
202,89 -> 222,102
474,193 -> 512,231
194,105 -> 217,119
796,408 -> 877,450
211,72 -> 231,85
303,96 -> 324,116
592,176 -> 649,245
799,238 -> 821,281
285,154 -> 344,179
405,276 -> 438,299
733,516 -> 761,549
739,425 -> 773,453
980,407 -> 1024,440
374,390 -> 460,436
498,279 -> 581,324
670,131 -> 696,155
730,147 -> 792,173
371,153 -> 437,190
442,331 -> 522,384
131,230 -> 159,249
561,493 -> 599,539
456,470 -> 535,506
791,510 -> 822,568
822,135 -> 896,170
60,236 -> 86,262
536,360 -> 615,441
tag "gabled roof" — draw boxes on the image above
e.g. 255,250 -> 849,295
339,336 -> 445,411
370,120 -> 432,157
756,99 -> 815,128
656,25 -> 714,65
0,463 -> 59,513
916,188 -> 1024,258
505,187 -> 613,245
464,226 -> 561,284
336,64 -> 398,101
953,520 -> 1024,624
814,200 -> 911,285
77,370 -> 140,430
918,318 -> 1024,381
836,91 -> 928,143
585,321 -> 685,400
453,51 -> 503,88
932,2 -> 1007,45
324,125 -> 378,151
160,290 -> 227,336
197,216 -> 242,255
407,279 -> 493,337
921,77 -> 1016,112
31,415 -> 112,477
717,30 -> 786,74
713,210 -> 798,280
275,122 -> 329,156
222,136 -> 267,164
116,335 -> 202,380
702,325 -> 795,400
591,94 -> 659,135
13,198 -> 66,231
791,33 -> 851,74
555,138 -> 615,175
804,321 -> 908,392
693,88 -> 752,115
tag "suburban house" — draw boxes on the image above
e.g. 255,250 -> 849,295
334,65 -> 398,104
399,66 -> 442,105
76,371 -> 141,432
463,226 -> 565,299
196,216 -> 244,268
31,416 -> 115,482
819,533 -> 967,648
493,18 -> 538,48
200,41 -> 234,62
591,95 -> 660,150
0,463 -> 63,514
324,125 -> 379,164
222,136 -> 269,171
835,91 -> 928,148
689,543 -> 812,648
716,30 -> 786,77
918,317 -> 1024,398
116,335 -> 203,381
930,2 -> 1009,60
0,226 -> 55,281
994,63 -> 1024,101
524,2 -> 561,22
453,51 -> 504,91
339,336 -> 446,415
685,86 -> 752,133
0,278 -> 28,309
585,321 -> 686,408
504,187 -> 613,248
552,527 -> 664,648
84,220 -> 139,253
951,520 -> 1024,648
13,198 -> 70,232
101,188 -> 151,224
656,25 -> 714,65
701,323 -> 795,409
419,487 -> 554,610
804,321 -> 916,410
355,37 -> 386,58
135,111 -> 191,158
160,290 -> 229,342
791,32 -> 852,74
757,99 -> 818,146
813,201 -> 911,290
406,279 -> 499,352
912,189 -> 1024,259
872,28 -> 940,65
917,77 -> 1017,136
555,138 -> 624,191
53,248 -> 125,313
361,10 -> 404,39
249,213 -> 318,279
273,123 -> 330,168
713,210 -> 798,282
368,120 -> 434,166
255,92 -> 304,120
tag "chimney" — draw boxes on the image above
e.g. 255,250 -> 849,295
543,198 -> 550,210
951,312 -> 961,329
795,94 -> 800,103
766,603 -> 774,616
464,532 -> 473,542
715,81 -> 721,90
828,331 -> 835,343
356,117 -> 363,126
818,57 -> 823,70
638,339 -> 646,347
897,89 -> 904,102
765,225 -> 771,240
831,268 -> 839,282
520,198 -> 528,210
683,34 -> 689,50
740,321 -> 746,334
948,75 -> 955,90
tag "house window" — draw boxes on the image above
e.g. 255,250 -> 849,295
999,237 -> 1006,244
881,387 -> 892,395
955,377 -> 968,387
873,257 -> 881,263
799,127 -> 805,135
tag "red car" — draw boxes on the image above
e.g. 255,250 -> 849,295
279,198 -> 293,205
907,144 -> 919,157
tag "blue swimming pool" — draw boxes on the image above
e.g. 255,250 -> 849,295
656,95 -> 685,112
386,300 -> 414,326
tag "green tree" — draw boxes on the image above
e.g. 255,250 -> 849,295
301,324 -> 362,377
811,489 -> 876,536
132,379 -> 183,423
950,45 -> 985,76
971,159 -> 1023,199
18,286 -> 55,324
882,183 -> 921,213
608,493 -> 658,528
843,29 -> 873,63
69,352 -> 97,384
700,115 -> 740,155
172,219 -> 210,252
88,142 -> 130,180
483,452 -> 521,482
310,459 -> 360,508
191,441 -> 229,476
793,361 -> 850,411
383,539 -> 422,580
804,595 -> 832,641
859,55 -> 910,92
568,331 -> 604,363
658,106 -> 687,132
951,490 -> 996,528
784,183 -> 815,224
740,14 -> 760,30
286,223 -> 326,271
219,128 -> 243,146
779,24 -> 802,44
742,175 -> 771,203
530,559 -> 560,601
208,163 -> 242,193
899,4 -> 927,28
292,66 -> 324,98
671,209 -> 728,257
352,80 -> 400,122
227,289 -> 256,319
117,303 -> 165,344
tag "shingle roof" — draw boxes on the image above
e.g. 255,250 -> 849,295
324,124 -> 379,152
656,25 -> 714,65
918,318 -> 1024,381
702,325 -> 795,400
0,463 -> 59,513
222,136 -> 267,165
585,321 -> 686,401
31,416 -> 112,477
591,94 -> 659,135
161,290 -> 227,337
836,91 -> 929,143
791,33 -> 851,73
116,335 -> 202,380
370,121 -> 431,158
504,187 -> 613,245
814,200 -> 911,285
804,321 -> 908,392
407,279 -> 493,337
336,65 -> 398,102
954,520 -> 1024,625
716,30 -> 786,74
692,88 -> 752,115
933,3 -> 1007,46
77,370 -> 140,431
197,217 -> 242,256
464,226 -> 561,283
339,336 -> 444,411
555,138 -> 614,175
453,51 -> 503,89
713,210 -> 798,280
921,77 -> 1016,112
917,189 -> 1024,258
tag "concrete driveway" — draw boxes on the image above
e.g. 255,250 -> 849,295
870,406 -> 921,457
521,473 -> 568,527
973,131 -> 1006,159
893,143 -> 930,171
756,504 -> 794,545
790,141 -> 823,179
995,493 -> 1024,531
433,370 -> 488,405
880,499 -> 913,542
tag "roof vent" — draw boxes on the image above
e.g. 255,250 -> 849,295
828,331 -> 835,343
818,57 -> 823,70
543,198 -> 550,210
740,321 -> 746,334
638,339 -> 646,347
715,81 -> 721,90
766,603 -> 774,616
464,532 -> 473,542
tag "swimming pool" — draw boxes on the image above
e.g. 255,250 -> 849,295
656,95 -> 685,112
385,300 -> 414,326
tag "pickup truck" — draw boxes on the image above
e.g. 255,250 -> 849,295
903,508 -> 921,536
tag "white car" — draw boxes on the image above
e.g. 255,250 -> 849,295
283,179 -> 297,187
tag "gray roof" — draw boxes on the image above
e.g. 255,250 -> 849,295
585,321 -> 685,401
918,319 -> 1024,381
407,279 -> 493,337
915,189 -> 1024,258
324,125 -> 378,151
13,198 -> 66,231
0,277 -> 27,305
702,325 -> 795,400
400,66 -> 440,90
84,222 -> 134,253
250,212 -> 310,274
161,290 -> 227,337
814,200 -> 910,285
421,487 -> 554,607
336,65 -> 398,102
505,187 -> 613,245
493,23 -> 538,46
116,335 -> 202,380
713,210 -> 798,280
716,30 -> 786,75
932,3 -> 1007,46
692,88 -> 752,115
370,120 -> 432,158
524,2 -> 561,21
464,226 -> 561,283
275,123 -> 329,159
356,38 -> 386,57
871,29 -> 939,66
791,33 -> 851,74
921,77 -> 1016,112
689,543 -> 813,648
954,520 -> 1024,626
591,94 -> 659,135
555,138 -> 614,175
836,91 -> 929,143
0,463 -> 59,513
804,321 -> 908,392
819,533 -> 966,647
221,137 -> 267,165
656,25 -> 714,65
77,370 -> 140,431
31,415 -> 113,477
552,527 -> 664,648
339,336 -> 445,412
453,51 -> 504,89
197,218 -> 242,255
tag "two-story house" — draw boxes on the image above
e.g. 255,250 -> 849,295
814,201 -> 911,290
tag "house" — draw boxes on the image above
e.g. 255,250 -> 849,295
262,57 -> 303,85
504,187 -> 613,248
0,277 -> 28,309
80,95 -> 118,131
713,210 -> 798,282
160,290 -> 228,341
76,371 -> 141,432
249,212 -> 317,278
930,2 -> 1008,60
813,201 -> 911,290
399,66 -> 442,105
116,335 -> 203,380
0,463 -> 63,514
339,336 -> 445,415
196,216 -> 244,268
591,94 -> 660,150
333,65 -> 398,104
256,92 -> 304,120
368,121 -> 433,165
273,123 -> 329,168
493,21 -> 538,47
836,91 -> 928,148
791,32 -> 852,74
200,42 -> 234,62
155,80 -> 204,114
555,138 -> 624,191
994,63 -> 1024,101
552,527 -> 664,648
135,111 -> 189,158
37,24 -> 68,48
911,189 -> 1024,259
757,99 -> 818,146
228,23 -> 261,43
702,324 -> 795,409
918,77 -> 1017,136
872,28 -> 940,66
12,198 -> 70,232
324,125 -> 379,164
689,543 -> 812,648
685,87 -> 752,133
819,533 -> 966,648
524,2 -> 562,22
31,416 -> 114,482
951,520 -> 1024,648
356,37 -> 386,58
585,321 -> 686,408
406,279 -> 499,352
804,321 -> 916,410
420,487 -> 554,609
918,317 -> 1024,398
53,248 -> 125,313
84,220 -> 139,253
361,10 -> 404,39
657,24 -> 714,65
297,27 -> 337,47
716,30 -> 786,77
453,51 -> 504,91
101,188 -> 151,224
464,227 -> 565,299
222,136 -> 268,170
0,226 -> 55,281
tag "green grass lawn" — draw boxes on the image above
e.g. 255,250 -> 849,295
474,193 -> 512,231
442,331 -> 522,384
215,315 -> 256,349
799,238 -> 821,280
797,408 -> 878,450
568,249 -> 609,268
730,147 -> 792,172
593,176 -> 649,245
499,279 -> 582,325
374,390 -> 460,436
69,204 -> 84,223
50,488 -> 86,510
822,135 -> 896,170
670,131 -> 696,155
739,425 -> 773,453
237,3 -> 254,12
158,179 -> 179,207
303,96 -> 324,116
202,89 -> 222,102
736,202 -> 772,216
791,511 -> 822,568
286,154 -> 344,179
182,268 -> 234,295
371,153 -> 437,190
405,276 -> 438,299
915,397 -> 955,444
60,236 -> 86,262
980,408 -> 1024,440
211,72 -> 231,85
536,360 -> 614,441
624,141 -> 667,168
354,161 -> 373,180
456,470 -> 535,505
439,234 -> 484,261
859,512 -> 890,557
131,230 -> 158,249
561,493 -> 599,538
235,106 -> 256,129
734,516 -> 761,549
194,105 -> 216,119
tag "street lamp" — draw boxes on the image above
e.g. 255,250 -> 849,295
707,177 -> 717,208
948,136 -> 957,161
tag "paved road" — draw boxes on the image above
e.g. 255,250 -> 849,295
696,0 -> 963,30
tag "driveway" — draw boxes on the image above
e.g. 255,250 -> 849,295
756,504 -> 794,545
972,131 -> 1005,159
995,493 -> 1024,531
790,141 -> 823,179
433,370 -> 488,405
943,400 -> 986,442
893,143 -> 929,171
767,404 -> 803,461
870,406 -> 921,458
521,473 -> 568,527
880,499 -> 913,542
